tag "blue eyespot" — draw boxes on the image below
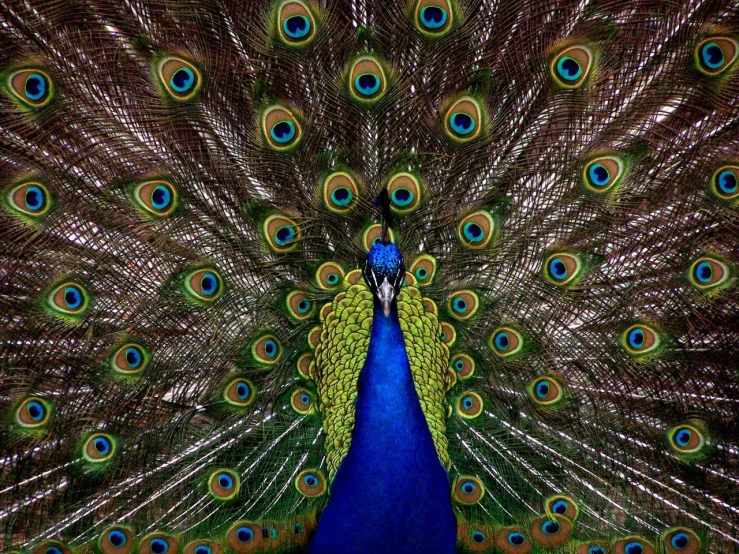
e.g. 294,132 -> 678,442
462,396 -> 473,409
675,428 -> 692,447
218,473 -> 234,489
471,530 -> 485,543
150,538 -> 169,554
194,546 -> 211,554
628,328 -> 644,348
64,286 -> 83,309
419,6 -> 448,30
330,187 -> 353,207
624,541 -> 643,554
170,67 -> 195,93
391,188 -> 414,207
449,112 -> 475,135
264,339 -> 278,358
588,547 -> 605,554
535,381 -> 550,399
556,56 -> 582,81
494,331 -> 509,351
354,73 -> 381,96
108,530 -> 127,547
461,482 -> 476,494
694,261 -> 713,283
151,185 -> 172,210
45,548 -> 62,554
300,393 -> 311,405
551,500 -> 568,514
125,347 -> 142,368
24,186 -> 45,211
236,382 -> 250,400
326,273 -> 339,285
548,258 -> 568,280
283,15 -> 311,39
508,532 -> 525,546
237,526 -> 254,542
541,520 -> 560,534
463,222 -> 484,242
454,359 -> 464,371
27,401 -> 45,421
94,437 -> 111,455
303,473 -> 318,486
701,42 -> 724,69
270,121 -> 296,144
200,272 -> 218,296
452,297 -> 466,313
415,267 -> 428,279
671,532 -> 689,549
274,224 -> 296,246
588,163 -> 610,187
297,298 -> 311,314
717,169 -> 737,194
24,73 -> 47,101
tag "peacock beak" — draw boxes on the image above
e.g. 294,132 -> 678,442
377,278 -> 395,317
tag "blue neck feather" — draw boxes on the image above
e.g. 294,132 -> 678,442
308,301 -> 457,553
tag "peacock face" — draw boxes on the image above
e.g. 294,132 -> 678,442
363,242 -> 405,316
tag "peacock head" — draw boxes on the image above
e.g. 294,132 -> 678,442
363,241 -> 405,317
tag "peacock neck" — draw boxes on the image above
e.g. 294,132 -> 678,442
308,301 -> 457,553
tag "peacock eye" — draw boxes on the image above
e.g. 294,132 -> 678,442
140,535 -> 178,554
546,495 -> 579,521
209,468 -> 240,500
583,155 -> 625,194
542,520 -> 559,534
711,166 -> 739,201
456,391 -> 483,418
6,69 -> 54,108
295,469 -> 326,497
489,326 -> 523,358
458,210 -> 495,248
291,388 -> 315,414
621,323 -> 660,357
132,180 -> 177,217
667,424 -> 705,454
46,281 -> 90,318
409,254 -> 436,285
183,268 -> 224,303
83,433 -> 116,462
470,529 -> 486,543
348,56 -> 388,103
223,377 -> 255,407
110,343 -> 150,375
588,547 -> 606,554
415,0 -> 452,36
15,397 -> 51,428
185,542 -> 215,554
453,476 -> 485,504
688,256 -> 731,291
444,96 -> 484,142
528,376 -> 563,406
450,353 -> 475,379
506,531 -> 526,546
543,252 -> 583,286
156,56 -> 201,100
7,181 -> 52,218
551,45 -> 594,88
439,321 -> 456,346
663,527 -> 700,553
323,172 -> 359,213
316,261 -> 345,289
613,536 -> 656,554
237,527 -> 254,542
276,0 -> 317,46
263,214 -> 301,253
99,526 -> 134,554
695,37 -> 738,76
387,173 -> 422,213
262,105 -> 302,150
33,542 -> 70,554
251,334 -> 282,364
447,290 -> 479,320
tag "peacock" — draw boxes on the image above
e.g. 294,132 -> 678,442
1,0 -> 738,553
